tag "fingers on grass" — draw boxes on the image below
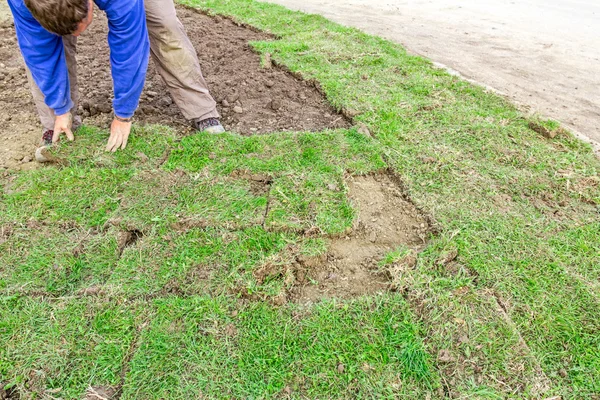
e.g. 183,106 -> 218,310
120,135 -> 129,150
106,135 -> 117,152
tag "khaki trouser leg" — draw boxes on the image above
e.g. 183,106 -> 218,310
144,0 -> 219,121
26,35 -> 79,132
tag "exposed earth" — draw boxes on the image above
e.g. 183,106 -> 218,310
261,0 -> 600,155
0,4 -> 348,170
292,174 -> 430,304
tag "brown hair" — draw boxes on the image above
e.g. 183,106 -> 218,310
24,0 -> 88,36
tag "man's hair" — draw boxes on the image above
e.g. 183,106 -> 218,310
24,0 -> 88,36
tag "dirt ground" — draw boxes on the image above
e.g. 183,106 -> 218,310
261,0 -> 600,155
292,174 -> 430,304
0,5 -> 348,170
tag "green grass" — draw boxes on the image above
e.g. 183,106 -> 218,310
0,296 -> 143,399
1,0 -> 600,398
122,296 -> 433,399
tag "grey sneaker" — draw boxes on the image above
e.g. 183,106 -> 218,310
192,117 -> 225,134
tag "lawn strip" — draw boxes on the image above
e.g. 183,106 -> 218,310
180,0 -> 600,395
120,295 -> 435,399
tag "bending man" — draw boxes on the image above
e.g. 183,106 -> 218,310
8,0 -> 224,154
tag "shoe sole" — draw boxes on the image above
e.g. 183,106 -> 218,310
203,125 -> 226,134
35,146 -> 65,165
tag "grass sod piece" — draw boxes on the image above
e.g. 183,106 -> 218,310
384,238 -> 556,398
105,226 -> 297,298
0,296 -> 145,399
179,0 -> 600,395
0,225 -> 119,296
456,215 -> 600,396
110,169 -> 268,232
1,125 -> 177,227
265,172 -> 354,235
165,129 -> 386,177
548,222 -> 600,294
121,295 -> 435,399
47,124 -> 178,169
1,165 -> 134,228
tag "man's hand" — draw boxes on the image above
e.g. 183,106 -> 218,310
106,118 -> 132,152
52,112 -> 74,143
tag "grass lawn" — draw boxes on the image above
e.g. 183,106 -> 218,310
1,0 -> 599,398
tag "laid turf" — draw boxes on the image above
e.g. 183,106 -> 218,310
1,0 -> 599,398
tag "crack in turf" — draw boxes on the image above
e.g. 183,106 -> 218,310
156,148 -> 172,167
116,229 -> 144,259
488,289 -> 553,391
113,319 -> 151,399
261,180 -> 273,228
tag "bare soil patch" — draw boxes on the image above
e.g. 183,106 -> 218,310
0,5 -> 349,170
0,19 -> 40,171
0,383 -> 19,400
84,385 -> 117,400
291,174 -> 431,303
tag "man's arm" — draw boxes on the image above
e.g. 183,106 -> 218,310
103,0 -> 149,151
8,0 -> 73,117
106,0 -> 149,119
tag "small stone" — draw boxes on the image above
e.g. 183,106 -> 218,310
221,99 -> 230,107
270,99 -> 282,110
437,349 -> 455,363
136,152 -> 149,163
21,155 -> 32,163
146,90 -> 158,97
299,94 -> 307,100
265,80 -> 275,88
271,293 -> 286,306
337,363 -> 345,374
357,122 -> 371,137
233,106 -> 243,114
98,103 -> 112,114
226,93 -> 240,104
368,231 -> 377,243
559,369 -> 568,378
327,183 -> 338,191
157,96 -> 172,107
344,108 -> 361,118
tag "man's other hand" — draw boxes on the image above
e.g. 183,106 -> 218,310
106,118 -> 132,152
52,112 -> 74,143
